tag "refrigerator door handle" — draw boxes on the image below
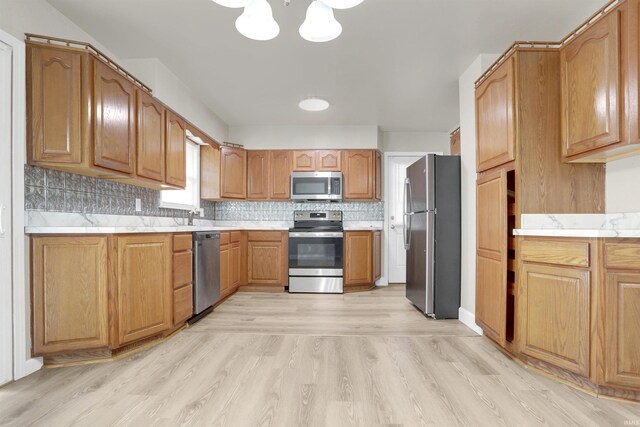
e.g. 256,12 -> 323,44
404,177 -> 413,215
403,213 -> 412,250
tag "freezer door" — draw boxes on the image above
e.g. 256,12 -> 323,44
406,156 -> 427,213
425,210 -> 435,314
406,212 -> 427,312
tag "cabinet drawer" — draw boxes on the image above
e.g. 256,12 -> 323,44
173,284 -> 193,325
230,231 -> 241,243
220,232 -> 230,245
173,234 -> 192,252
173,251 -> 193,288
521,240 -> 590,267
247,231 -> 283,242
605,243 -> 640,270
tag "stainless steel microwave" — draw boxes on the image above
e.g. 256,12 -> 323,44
290,172 -> 342,201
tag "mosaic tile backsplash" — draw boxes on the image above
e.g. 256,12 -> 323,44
25,165 -> 384,222
25,165 -> 216,219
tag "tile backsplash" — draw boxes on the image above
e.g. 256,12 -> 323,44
25,165 -> 384,222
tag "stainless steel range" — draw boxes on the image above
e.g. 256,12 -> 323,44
288,210 -> 344,294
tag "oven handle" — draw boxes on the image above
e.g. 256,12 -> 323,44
289,232 -> 344,238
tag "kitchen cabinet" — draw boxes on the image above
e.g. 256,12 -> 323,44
317,150 -> 341,171
450,127 -> 461,156
375,150 -> 382,200
247,150 -> 270,200
344,230 -> 380,289
247,231 -> 288,286
219,231 -> 243,298
475,56 -> 515,172
560,1 -> 640,163
342,150 -> 381,201
93,60 -> 136,175
220,236 -> 230,295
114,234 -> 172,346
220,146 -> 247,199
136,91 -> 166,183
165,111 -> 187,188
293,151 -> 316,171
172,234 -> 193,326
31,236 -> 109,355
26,39 -> 189,190
230,232 -> 242,290
200,143 -> 221,200
269,151 -> 292,199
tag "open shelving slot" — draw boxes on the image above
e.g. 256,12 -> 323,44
506,170 -> 517,343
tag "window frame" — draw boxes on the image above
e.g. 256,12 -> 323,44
159,140 -> 201,211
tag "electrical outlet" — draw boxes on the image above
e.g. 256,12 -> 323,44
135,198 -> 142,212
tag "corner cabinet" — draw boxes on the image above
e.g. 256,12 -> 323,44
342,150 -> 382,201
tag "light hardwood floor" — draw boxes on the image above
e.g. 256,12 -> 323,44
1,285 -> 638,426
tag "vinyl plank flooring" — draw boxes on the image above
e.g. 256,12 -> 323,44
1,285 -> 639,427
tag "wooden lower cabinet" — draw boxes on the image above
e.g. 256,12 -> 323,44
246,231 -> 288,286
344,231 -> 381,289
476,254 -> 507,346
31,236 -> 110,355
219,231 -> 242,298
172,234 -> 193,326
520,263 -> 590,376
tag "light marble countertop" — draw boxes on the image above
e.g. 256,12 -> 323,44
24,212 -> 384,234
514,213 -> 640,238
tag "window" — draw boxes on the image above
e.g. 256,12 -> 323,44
160,141 -> 200,211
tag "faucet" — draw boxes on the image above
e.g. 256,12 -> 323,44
188,208 -> 200,226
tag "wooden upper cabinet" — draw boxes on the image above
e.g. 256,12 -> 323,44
475,56 -> 515,172
317,150 -> 341,171
93,60 -> 136,174
220,146 -> 247,199
561,12 -> 621,160
136,91 -> 165,182
343,150 -> 375,200
270,151 -> 292,200
27,45 -> 84,165
165,112 -> 187,188
201,143 -> 221,200
31,236 -> 109,355
450,128 -> 461,156
293,151 -> 316,171
115,234 -> 172,346
247,150 -> 270,200
375,150 -> 382,200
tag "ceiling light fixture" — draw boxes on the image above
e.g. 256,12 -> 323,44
299,97 -> 330,111
211,0 -> 365,42
235,0 -> 280,41
299,0 -> 342,43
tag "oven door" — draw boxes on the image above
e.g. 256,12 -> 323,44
288,232 -> 344,275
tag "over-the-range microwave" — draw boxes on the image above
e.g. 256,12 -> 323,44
290,172 -> 342,201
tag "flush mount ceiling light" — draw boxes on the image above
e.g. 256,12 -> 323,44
299,97 -> 330,112
211,0 -> 364,42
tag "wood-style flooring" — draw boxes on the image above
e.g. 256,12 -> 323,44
1,285 -> 639,426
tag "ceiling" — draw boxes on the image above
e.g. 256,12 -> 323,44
46,0 -> 605,131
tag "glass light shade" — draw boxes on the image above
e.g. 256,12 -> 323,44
299,97 -> 330,111
212,0 -> 253,8
235,0 -> 280,41
320,0 -> 365,9
299,0 -> 342,43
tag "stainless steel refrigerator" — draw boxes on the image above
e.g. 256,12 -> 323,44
404,155 -> 461,319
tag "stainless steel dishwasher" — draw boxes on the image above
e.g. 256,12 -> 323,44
192,231 -> 221,322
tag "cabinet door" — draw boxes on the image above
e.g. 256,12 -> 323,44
270,151 -> 292,200
220,146 -> 247,199
475,170 -> 507,345
165,112 -> 187,188
201,144 -> 221,200
343,150 -> 375,200
373,230 -> 382,280
475,56 -> 515,172
220,243 -> 230,293
247,150 -> 270,200
230,242 -> 241,289
136,91 -> 165,182
115,234 -> 172,346
375,150 -> 382,200
344,231 -> 373,285
293,151 -> 316,171
450,129 -> 461,156
603,272 -> 640,388
317,150 -> 341,171
247,241 -> 284,284
173,284 -> 193,326
94,61 -> 135,174
521,263 -> 591,376
561,13 -> 621,159
31,236 -> 109,355
28,46 -> 83,165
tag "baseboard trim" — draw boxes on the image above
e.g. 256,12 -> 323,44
458,307 -> 483,335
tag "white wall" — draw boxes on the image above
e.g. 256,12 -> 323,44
458,54 -> 498,334
382,131 -> 450,153
228,125 -> 379,150
606,156 -> 640,212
